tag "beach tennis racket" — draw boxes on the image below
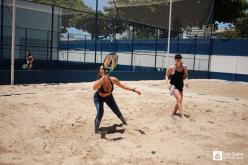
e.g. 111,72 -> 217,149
22,64 -> 27,70
169,85 -> 175,96
103,53 -> 118,75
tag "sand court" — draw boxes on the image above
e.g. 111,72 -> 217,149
0,79 -> 247,164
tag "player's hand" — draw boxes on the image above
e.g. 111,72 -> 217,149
184,81 -> 189,88
134,89 -> 141,95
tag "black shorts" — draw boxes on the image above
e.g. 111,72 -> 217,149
175,86 -> 183,92
171,83 -> 183,92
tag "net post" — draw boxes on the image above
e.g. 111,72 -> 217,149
50,5 -> 54,62
0,0 -> 4,65
176,31 -> 179,53
84,35 -> 86,63
11,0 -> 16,85
67,33 -> 69,62
207,25 -> 213,79
193,35 -> 197,71
131,24 -> 135,70
94,0 -> 99,63
46,30 -> 49,61
24,28 -> 27,58
154,27 -> 159,71
114,17 -> 117,52
166,0 -> 172,70
100,40 -> 103,63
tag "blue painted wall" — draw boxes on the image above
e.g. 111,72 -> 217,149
59,39 -> 248,56
1,59 -> 248,84
0,70 -> 210,85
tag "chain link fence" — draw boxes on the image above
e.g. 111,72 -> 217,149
0,0 -> 214,71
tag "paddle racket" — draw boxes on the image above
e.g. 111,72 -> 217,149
22,64 -> 28,70
103,53 -> 118,75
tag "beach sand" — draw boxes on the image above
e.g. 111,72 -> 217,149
0,79 -> 247,165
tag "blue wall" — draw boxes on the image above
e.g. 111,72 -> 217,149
59,39 -> 248,56
1,39 -> 248,84
212,39 -> 248,56
209,72 -> 248,82
1,58 -> 248,84
0,70 -> 210,85
2,69 -> 248,85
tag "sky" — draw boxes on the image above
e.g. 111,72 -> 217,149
68,0 -> 109,35
83,0 -> 109,11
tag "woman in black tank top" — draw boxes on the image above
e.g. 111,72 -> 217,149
170,64 -> 185,92
92,65 -> 141,133
165,54 -> 189,118
26,52 -> 33,69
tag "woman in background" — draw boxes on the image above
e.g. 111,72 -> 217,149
165,54 -> 189,118
26,52 -> 33,69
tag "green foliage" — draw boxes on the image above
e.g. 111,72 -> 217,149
214,0 -> 248,24
216,30 -> 240,39
235,14 -> 248,38
32,0 -> 127,38
216,14 -> 248,38
214,0 -> 248,38
32,0 -> 248,38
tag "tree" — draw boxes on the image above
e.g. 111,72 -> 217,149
235,14 -> 248,38
216,29 -> 240,39
214,0 -> 248,38
32,0 -> 98,34
214,0 -> 248,24
104,0 -> 159,39
32,0 -> 127,39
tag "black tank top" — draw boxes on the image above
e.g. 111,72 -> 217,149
99,77 -> 114,94
27,56 -> 32,62
170,64 -> 185,88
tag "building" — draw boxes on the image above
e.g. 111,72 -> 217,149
0,0 -> 61,60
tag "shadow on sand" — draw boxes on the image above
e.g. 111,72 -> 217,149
99,124 -> 125,141
173,113 -> 190,118
0,92 -> 36,97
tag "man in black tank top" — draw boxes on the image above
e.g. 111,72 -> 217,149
165,54 -> 189,118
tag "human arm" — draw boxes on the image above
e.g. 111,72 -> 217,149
111,77 -> 141,95
183,65 -> 189,88
92,75 -> 108,90
165,66 -> 172,88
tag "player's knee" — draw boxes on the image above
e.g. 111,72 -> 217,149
176,96 -> 181,103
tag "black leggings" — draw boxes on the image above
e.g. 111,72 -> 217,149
93,92 -> 123,122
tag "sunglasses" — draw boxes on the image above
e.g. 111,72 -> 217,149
175,57 -> 182,59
